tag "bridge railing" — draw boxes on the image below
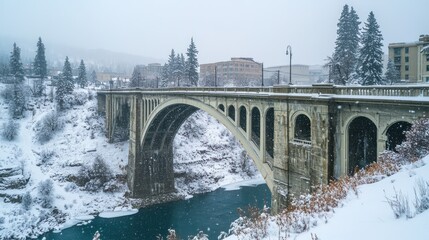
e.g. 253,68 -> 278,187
102,84 -> 429,97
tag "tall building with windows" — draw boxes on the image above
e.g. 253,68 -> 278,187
199,57 -> 262,87
388,35 -> 429,83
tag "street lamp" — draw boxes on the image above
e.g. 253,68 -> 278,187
286,45 -> 292,85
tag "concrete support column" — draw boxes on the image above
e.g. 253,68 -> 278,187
127,95 -> 142,197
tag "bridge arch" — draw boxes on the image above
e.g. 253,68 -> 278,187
136,97 -> 273,196
346,116 -> 377,175
251,106 -> 262,147
383,120 -> 412,151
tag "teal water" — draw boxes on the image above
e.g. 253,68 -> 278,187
39,183 -> 270,240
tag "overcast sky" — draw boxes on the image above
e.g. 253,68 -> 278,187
0,0 -> 427,66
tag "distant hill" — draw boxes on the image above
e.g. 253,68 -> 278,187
0,35 -> 164,75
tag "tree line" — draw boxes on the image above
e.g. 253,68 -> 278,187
130,38 -> 199,88
328,4 -> 400,85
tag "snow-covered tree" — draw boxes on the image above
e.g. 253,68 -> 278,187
384,59 -> 400,85
130,66 -> 142,87
1,119 -> 19,141
22,192 -> 32,210
9,43 -> 25,83
77,59 -> 88,88
167,49 -> 176,84
186,38 -> 199,86
160,64 -> 169,87
56,56 -> 74,109
357,11 -> 384,85
330,5 -> 360,85
90,70 -> 97,85
38,179 -> 54,208
9,43 -> 27,117
33,37 -> 47,79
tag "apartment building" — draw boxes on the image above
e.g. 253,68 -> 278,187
199,57 -> 262,87
388,34 -> 429,83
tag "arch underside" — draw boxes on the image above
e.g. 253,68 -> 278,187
130,98 -> 273,197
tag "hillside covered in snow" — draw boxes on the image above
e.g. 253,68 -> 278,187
0,83 -> 258,239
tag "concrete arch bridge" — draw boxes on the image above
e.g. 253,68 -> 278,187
97,84 -> 429,212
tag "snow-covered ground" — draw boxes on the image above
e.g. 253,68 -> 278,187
227,155 -> 429,240
0,83 -> 258,239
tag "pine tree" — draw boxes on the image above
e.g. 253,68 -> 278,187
77,59 -> 87,88
90,70 -> 97,85
174,53 -> 183,86
186,38 -> 199,86
9,43 -> 25,83
8,43 -> 26,117
160,64 -> 169,87
167,49 -> 176,84
180,53 -> 186,85
56,56 -> 74,109
33,37 -> 47,79
331,5 -> 360,85
384,59 -> 400,85
358,11 -> 384,85
130,66 -> 142,87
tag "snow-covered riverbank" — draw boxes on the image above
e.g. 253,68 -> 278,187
0,84 -> 258,239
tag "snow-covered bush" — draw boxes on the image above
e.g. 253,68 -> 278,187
72,90 -> 88,105
1,119 -> 19,141
229,205 -> 270,239
35,110 -> 63,143
77,155 -> 114,192
38,179 -> 54,208
39,149 -> 55,165
385,187 -> 413,219
396,118 -> 429,162
21,191 -> 32,210
0,84 -> 14,101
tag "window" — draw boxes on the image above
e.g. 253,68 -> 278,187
405,74 -> 409,80
405,47 -> 409,54
394,48 -> 401,55
405,56 -> 409,63
394,56 -> 401,64
427,65 -> 429,71
426,54 -> 429,62
426,77 -> 429,82
405,65 -> 409,71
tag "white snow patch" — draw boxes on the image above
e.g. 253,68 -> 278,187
98,209 -> 138,218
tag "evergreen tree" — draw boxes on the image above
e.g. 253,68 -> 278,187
77,59 -> 87,88
160,64 -> 169,87
174,53 -> 183,86
166,49 -> 176,84
186,37 -> 199,86
90,70 -> 97,85
9,43 -> 26,117
56,56 -> 73,109
33,37 -> 47,78
384,59 -> 400,85
357,11 -> 384,85
130,66 -> 142,87
331,5 -> 360,85
9,43 -> 25,83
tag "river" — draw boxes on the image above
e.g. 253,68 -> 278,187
39,182 -> 271,240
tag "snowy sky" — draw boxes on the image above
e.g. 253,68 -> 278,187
0,0 -> 427,66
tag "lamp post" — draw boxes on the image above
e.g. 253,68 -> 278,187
286,45 -> 292,85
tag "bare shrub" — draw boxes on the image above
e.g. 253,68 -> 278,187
1,119 -> 19,141
229,205 -> 270,239
396,118 -> 429,162
77,155 -> 113,192
38,179 -> 54,208
39,149 -> 55,165
35,110 -> 63,143
385,187 -> 413,219
414,178 -> 429,214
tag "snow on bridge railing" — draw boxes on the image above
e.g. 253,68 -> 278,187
101,83 -> 429,97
